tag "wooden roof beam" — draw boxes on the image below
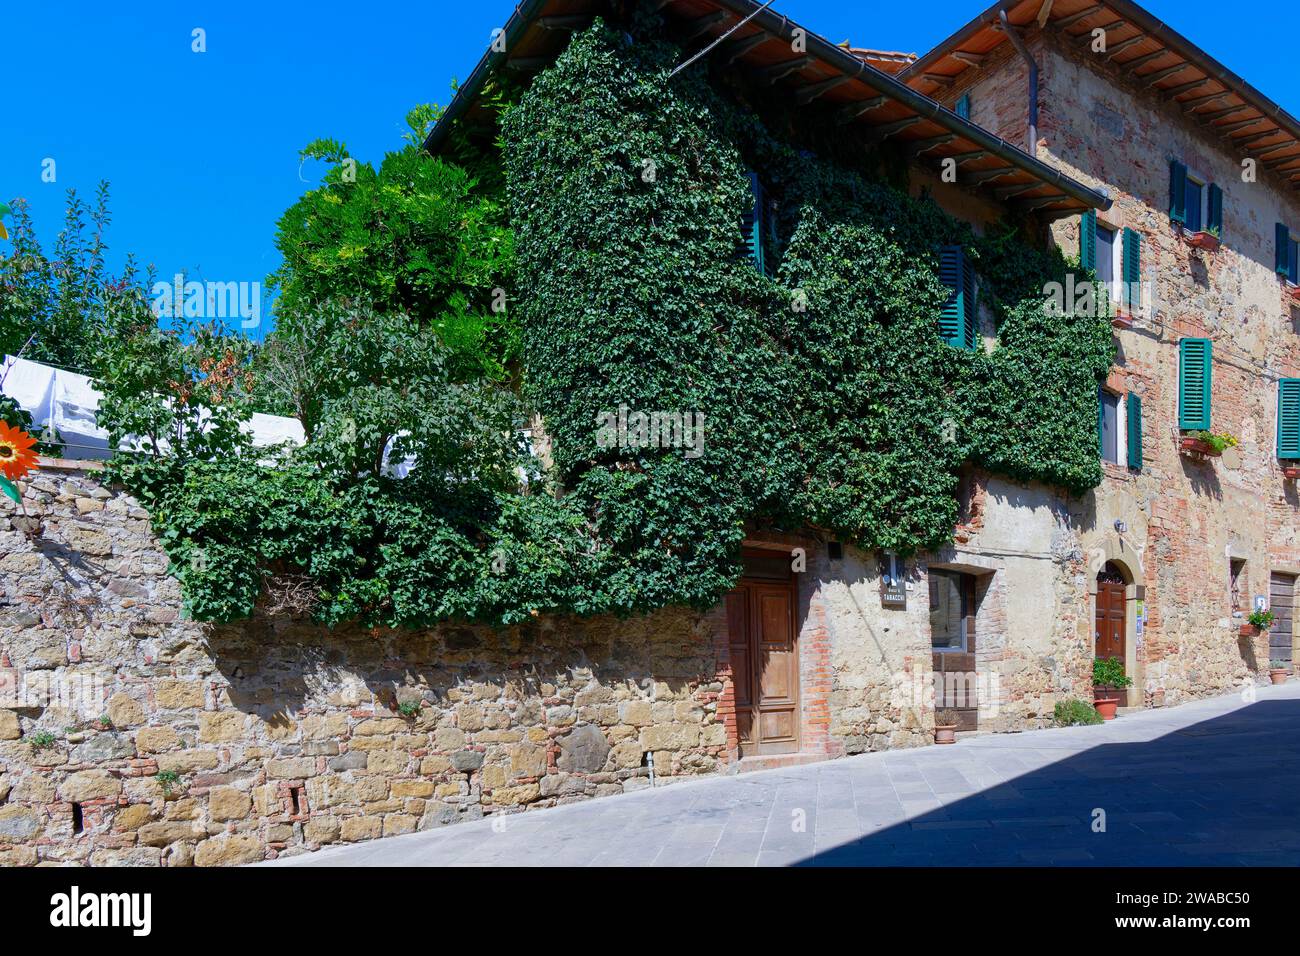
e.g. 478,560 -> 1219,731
1143,63 -> 1191,86
907,133 -> 956,158
951,51 -> 986,67
835,96 -> 886,124
1121,49 -> 1169,73
795,75 -> 850,104
1251,140 -> 1299,161
1219,118 -> 1269,136
758,55 -> 813,84
995,182 -> 1040,200
538,15 -> 594,31
921,73 -> 955,88
966,165 -> 1018,184
1202,104 -> 1251,122
1082,19 -> 1127,42
1055,4 -> 1105,30
1105,35 -> 1146,59
1017,195 -> 1069,211
867,116 -> 923,142
720,32 -> 768,64
1181,89 -> 1230,110
679,11 -> 729,44
948,150 -> 989,165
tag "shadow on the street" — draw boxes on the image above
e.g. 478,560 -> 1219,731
796,698 -> 1300,867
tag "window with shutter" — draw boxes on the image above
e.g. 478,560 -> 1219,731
1169,159 -> 1187,224
938,246 -> 976,350
1127,391 -> 1143,470
1277,224 -> 1294,282
1178,338 -> 1212,431
743,171 -> 766,274
1098,389 -> 1120,464
1207,183 -> 1223,237
1080,210 -> 1096,271
1122,228 -> 1141,310
955,94 -> 971,120
1278,379 -> 1300,459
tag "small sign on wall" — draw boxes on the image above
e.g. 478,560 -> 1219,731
881,553 -> 906,607
1255,595 -> 1268,612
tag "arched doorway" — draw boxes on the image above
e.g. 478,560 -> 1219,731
1095,561 -> 1129,665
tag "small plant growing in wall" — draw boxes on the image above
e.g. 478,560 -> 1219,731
156,769 -> 181,797
397,699 -> 422,718
97,714 -> 114,730
1054,699 -> 1103,726
28,730 -> 57,750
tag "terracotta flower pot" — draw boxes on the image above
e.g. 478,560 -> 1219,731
934,725 -> 957,745
1110,310 -> 1134,329
1270,669 -> 1289,685
1179,436 -> 1221,457
1283,465 -> 1300,480
1092,691 -> 1120,720
1187,230 -> 1220,252
1239,623 -> 1259,636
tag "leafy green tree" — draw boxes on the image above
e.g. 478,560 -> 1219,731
267,106 -> 516,381
0,184 -> 154,376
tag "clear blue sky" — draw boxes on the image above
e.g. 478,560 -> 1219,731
5,1 -> 1293,339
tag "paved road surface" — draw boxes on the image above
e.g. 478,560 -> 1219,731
260,681 -> 1300,866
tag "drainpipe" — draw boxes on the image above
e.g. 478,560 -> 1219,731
999,7 -> 1039,158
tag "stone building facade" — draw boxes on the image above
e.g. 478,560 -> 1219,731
899,0 -> 1300,709
4,0 -> 1297,867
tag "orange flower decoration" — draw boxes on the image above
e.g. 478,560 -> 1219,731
0,422 -> 39,481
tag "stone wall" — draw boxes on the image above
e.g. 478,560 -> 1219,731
0,467 -> 731,866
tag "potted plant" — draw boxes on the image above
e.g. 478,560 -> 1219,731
1247,608 -> 1274,635
1283,463 -> 1300,480
1186,225 -> 1221,252
1179,430 -> 1237,458
934,709 -> 959,744
1092,657 -> 1133,720
1269,660 -> 1290,684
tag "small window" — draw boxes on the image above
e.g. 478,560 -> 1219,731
1099,388 -> 1121,464
1096,223 -> 1116,299
955,94 -> 971,120
1230,558 -> 1246,612
1184,175 -> 1205,232
929,569 -> 975,652
1276,224 -> 1299,284
1291,237 -> 1300,286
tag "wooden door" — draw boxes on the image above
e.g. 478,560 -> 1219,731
930,569 -> 978,732
1269,572 -> 1296,665
1095,569 -> 1126,663
726,573 -> 799,756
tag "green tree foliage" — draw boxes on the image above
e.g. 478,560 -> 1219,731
266,106 -> 516,380
0,184 -> 154,376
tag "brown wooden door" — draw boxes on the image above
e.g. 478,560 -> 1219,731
1270,573 -> 1296,665
1095,578 -> 1126,662
727,576 -> 799,756
930,569 -> 978,732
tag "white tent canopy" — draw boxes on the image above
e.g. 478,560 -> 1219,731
1,355 -> 304,460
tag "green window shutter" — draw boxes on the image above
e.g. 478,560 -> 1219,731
955,94 -> 971,120
1168,159 -> 1187,224
1178,338 -> 1212,431
1278,379 -> 1300,459
938,247 -> 977,349
1278,223 -> 1292,278
1080,210 -> 1097,270
1127,391 -> 1143,470
743,172 -> 766,274
1207,183 -> 1223,236
1122,228 -> 1141,309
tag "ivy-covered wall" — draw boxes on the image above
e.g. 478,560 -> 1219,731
501,17 -> 1113,608
101,16 -> 1112,631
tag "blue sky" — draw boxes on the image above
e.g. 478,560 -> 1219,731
5,1 -> 1293,339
